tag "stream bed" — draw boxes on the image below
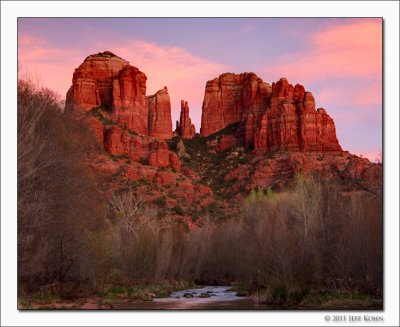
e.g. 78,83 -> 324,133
116,286 -> 270,310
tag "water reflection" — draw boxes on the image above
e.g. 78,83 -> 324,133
116,286 -> 270,310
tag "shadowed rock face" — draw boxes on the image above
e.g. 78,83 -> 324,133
65,51 -> 172,138
200,73 -> 342,153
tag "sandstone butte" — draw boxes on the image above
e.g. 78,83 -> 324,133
65,51 -> 182,171
200,73 -> 342,153
66,51 -> 173,139
175,100 -> 196,139
66,52 -> 382,225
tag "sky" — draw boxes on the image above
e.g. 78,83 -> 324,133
18,18 -> 382,161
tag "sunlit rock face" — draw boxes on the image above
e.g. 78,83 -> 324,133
147,87 -> 173,139
66,51 -> 173,138
200,73 -> 342,153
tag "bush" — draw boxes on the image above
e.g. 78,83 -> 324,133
173,204 -> 185,216
154,196 -> 167,207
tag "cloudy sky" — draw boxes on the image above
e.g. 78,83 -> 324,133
18,18 -> 382,160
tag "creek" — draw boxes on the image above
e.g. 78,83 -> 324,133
116,285 -> 270,310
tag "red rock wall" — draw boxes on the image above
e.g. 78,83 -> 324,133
112,65 -> 148,135
200,73 -> 271,137
147,87 -> 173,139
255,80 -> 342,152
200,73 -> 342,153
66,52 -> 129,111
103,124 -> 180,170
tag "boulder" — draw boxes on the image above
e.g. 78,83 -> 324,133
183,293 -> 193,298
149,141 -> 171,167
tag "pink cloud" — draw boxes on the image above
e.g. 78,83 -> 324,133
351,78 -> 382,106
262,20 -> 382,118
264,19 -> 382,83
315,78 -> 382,108
18,34 -> 86,93
110,40 -> 227,126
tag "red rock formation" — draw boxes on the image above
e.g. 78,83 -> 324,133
154,170 -> 177,187
176,100 -> 196,139
123,164 -> 158,182
253,113 -> 268,150
200,73 -> 271,137
66,51 -> 173,138
207,134 -> 238,152
200,73 -> 342,153
149,142 -> 170,167
66,51 -> 129,111
112,65 -> 148,135
103,125 -> 130,156
169,152 -> 181,171
103,124 -> 180,170
147,87 -> 173,139
223,152 -> 382,192
255,84 -> 342,152
244,114 -> 257,148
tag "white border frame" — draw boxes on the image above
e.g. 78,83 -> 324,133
1,1 -> 399,326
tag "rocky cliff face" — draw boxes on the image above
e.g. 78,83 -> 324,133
66,51 -> 130,111
200,73 -> 342,153
102,125 -> 178,168
176,100 -> 196,139
66,51 -> 172,138
200,73 -> 271,137
147,87 -> 173,139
